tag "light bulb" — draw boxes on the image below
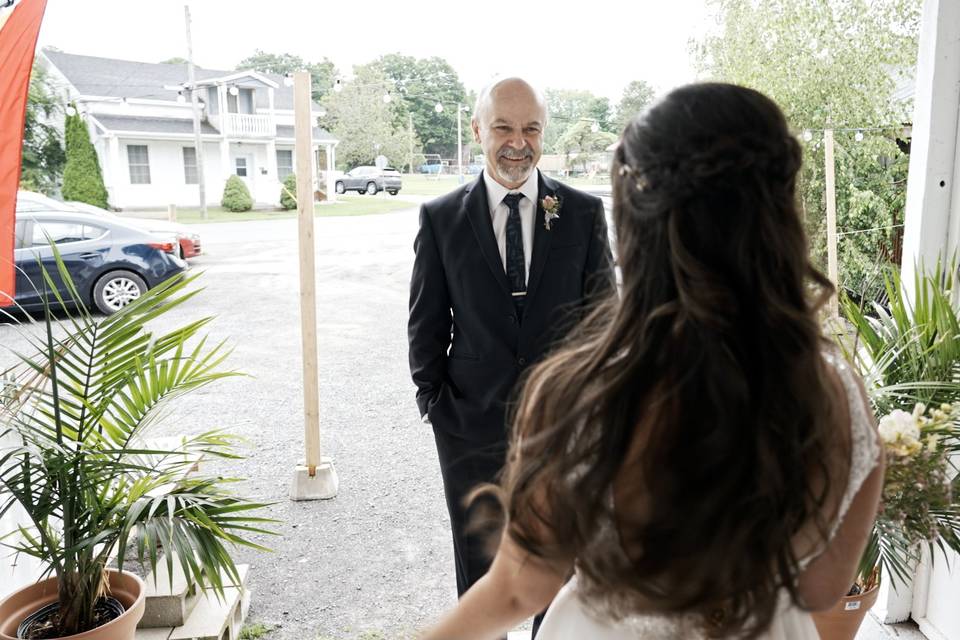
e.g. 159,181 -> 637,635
434,102 -> 444,113
854,131 -> 864,142
228,86 -> 239,96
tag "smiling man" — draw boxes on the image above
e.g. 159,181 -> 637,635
407,76 -> 615,635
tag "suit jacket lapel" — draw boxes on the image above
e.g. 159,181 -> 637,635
525,172 -> 556,306
464,173 -> 512,297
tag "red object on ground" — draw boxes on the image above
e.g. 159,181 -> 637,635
0,0 -> 48,306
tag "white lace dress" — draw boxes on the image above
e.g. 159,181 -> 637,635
536,351 -> 880,639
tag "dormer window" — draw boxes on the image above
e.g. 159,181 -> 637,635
227,87 -> 254,114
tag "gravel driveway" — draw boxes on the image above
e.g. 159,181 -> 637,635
1,205 -> 459,639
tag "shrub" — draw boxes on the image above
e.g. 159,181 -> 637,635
61,110 -> 108,208
279,173 -> 297,210
222,175 -> 253,212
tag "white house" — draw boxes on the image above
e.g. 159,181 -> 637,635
38,49 -> 338,210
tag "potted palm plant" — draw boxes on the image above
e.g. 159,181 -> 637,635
815,264 -> 960,640
0,251 -> 273,639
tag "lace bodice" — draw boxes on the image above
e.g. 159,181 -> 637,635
570,348 -> 881,634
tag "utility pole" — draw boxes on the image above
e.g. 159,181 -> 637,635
408,113 -> 414,175
184,5 -> 207,220
824,128 -> 838,318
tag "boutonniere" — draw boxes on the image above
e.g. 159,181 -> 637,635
541,195 -> 561,230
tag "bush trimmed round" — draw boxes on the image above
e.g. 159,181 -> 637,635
279,174 -> 297,210
221,175 -> 253,212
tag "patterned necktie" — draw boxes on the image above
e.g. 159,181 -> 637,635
502,192 -> 526,317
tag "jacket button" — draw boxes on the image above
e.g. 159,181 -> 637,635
517,357 -> 527,366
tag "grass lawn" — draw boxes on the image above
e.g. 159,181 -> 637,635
157,195 -> 415,224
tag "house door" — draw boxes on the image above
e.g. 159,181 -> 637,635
233,154 -> 256,195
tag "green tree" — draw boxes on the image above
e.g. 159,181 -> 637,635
613,80 -> 656,134
236,50 -> 337,103
365,54 -> 467,159
694,0 -> 921,300
322,66 -> 412,170
20,62 -> 66,195
61,109 -> 108,208
555,120 -> 618,172
544,89 -> 611,154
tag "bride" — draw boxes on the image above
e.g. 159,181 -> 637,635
420,82 -> 884,640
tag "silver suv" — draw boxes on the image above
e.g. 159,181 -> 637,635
335,166 -> 402,196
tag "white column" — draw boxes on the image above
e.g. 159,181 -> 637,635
900,0 -> 960,295
327,143 -> 337,203
267,86 -> 277,136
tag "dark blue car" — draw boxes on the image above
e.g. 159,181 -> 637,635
10,210 -> 187,315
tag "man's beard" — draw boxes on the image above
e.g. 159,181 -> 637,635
496,148 -> 534,184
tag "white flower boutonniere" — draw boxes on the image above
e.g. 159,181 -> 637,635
542,195 -> 561,230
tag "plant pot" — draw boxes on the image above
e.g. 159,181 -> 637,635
0,570 -> 145,640
811,583 -> 880,640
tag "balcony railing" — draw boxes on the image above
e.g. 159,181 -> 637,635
223,113 -> 275,137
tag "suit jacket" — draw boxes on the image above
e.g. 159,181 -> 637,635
408,171 -> 615,442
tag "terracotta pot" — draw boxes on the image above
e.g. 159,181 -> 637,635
811,583 -> 880,640
0,570 -> 145,640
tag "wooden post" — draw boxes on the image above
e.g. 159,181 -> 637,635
167,204 -> 176,223
824,129 -> 839,318
290,71 -> 338,500
183,5 -> 207,220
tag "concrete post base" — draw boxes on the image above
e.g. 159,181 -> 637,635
290,458 -> 339,500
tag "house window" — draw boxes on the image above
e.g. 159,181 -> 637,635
235,157 -> 248,177
277,150 -> 293,180
127,145 -> 151,184
183,147 -> 198,184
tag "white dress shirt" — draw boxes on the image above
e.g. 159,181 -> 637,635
483,169 -> 539,284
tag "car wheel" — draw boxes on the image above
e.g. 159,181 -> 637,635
365,182 -> 378,195
335,182 -> 345,195
93,270 -> 147,315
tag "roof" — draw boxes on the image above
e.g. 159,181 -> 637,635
43,49 -> 320,111
90,114 -> 220,136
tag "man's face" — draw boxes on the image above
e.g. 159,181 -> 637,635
472,81 -> 545,189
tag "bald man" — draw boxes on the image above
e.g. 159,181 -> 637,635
408,77 -> 615,626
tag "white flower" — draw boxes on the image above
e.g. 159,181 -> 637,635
878,409 -> 922,452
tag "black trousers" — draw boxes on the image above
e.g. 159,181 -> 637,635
432,426 -> 544,637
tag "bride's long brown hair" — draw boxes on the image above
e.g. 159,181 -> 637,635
499,83 -> 844,638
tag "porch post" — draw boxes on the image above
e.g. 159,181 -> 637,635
900,0 -> 960,293
327,143 -> 337,203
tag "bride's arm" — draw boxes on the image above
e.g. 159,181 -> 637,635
420,531 -> 572,640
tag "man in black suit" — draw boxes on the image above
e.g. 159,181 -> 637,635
408,76 -> 615,627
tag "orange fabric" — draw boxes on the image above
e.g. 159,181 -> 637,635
0,0 -> 48,306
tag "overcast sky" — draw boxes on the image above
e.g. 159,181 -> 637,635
34,0 -> 713,102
